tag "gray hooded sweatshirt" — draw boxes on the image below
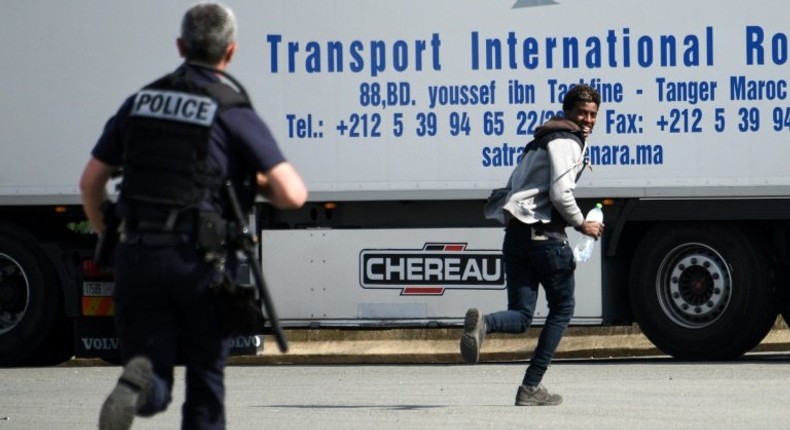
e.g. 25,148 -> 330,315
485,116 -> 588,232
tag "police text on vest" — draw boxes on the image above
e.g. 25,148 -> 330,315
131,90 -> 218,127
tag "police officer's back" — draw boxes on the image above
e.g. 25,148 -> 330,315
79,4 -> 307,429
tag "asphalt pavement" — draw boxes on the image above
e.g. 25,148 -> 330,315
15,355 -> 790,429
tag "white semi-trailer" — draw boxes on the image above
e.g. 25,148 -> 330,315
1,0 -> 788,365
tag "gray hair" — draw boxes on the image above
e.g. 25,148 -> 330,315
180,2 -> 237,65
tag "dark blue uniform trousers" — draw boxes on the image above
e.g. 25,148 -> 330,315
113,237 -> 232,430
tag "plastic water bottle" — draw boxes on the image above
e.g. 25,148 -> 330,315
573,203 -> 603,262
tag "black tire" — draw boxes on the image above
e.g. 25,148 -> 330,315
629,223 -> 777,360
0,229 -> 68,366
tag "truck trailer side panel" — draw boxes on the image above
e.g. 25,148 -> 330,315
1,1 -> 789,365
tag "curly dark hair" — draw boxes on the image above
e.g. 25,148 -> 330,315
562,84 -> 601,112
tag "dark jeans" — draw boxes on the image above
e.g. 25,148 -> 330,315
113,238 -> 232,430
485,222 -> 576,387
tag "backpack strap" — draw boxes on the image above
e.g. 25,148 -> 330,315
525,131 -> 584,153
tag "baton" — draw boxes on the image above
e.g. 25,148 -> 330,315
224,181 -> 289,353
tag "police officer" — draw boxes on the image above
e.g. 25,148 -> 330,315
79,3 -> 307,429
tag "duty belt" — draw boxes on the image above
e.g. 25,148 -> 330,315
119,216 -> 196,246
128,217 -> 196,233
119,231 -> 192,246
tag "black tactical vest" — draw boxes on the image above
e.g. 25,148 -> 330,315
119,67 -> 251,218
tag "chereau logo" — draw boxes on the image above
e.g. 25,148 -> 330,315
359,243 -> 504,295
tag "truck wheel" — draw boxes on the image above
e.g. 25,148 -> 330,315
629,223 -> 777,360
0,231 -> 63,366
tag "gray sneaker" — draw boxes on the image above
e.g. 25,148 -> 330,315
515,384 -> 563,406
99,356 -> 153,430
460,308 -> 485,364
